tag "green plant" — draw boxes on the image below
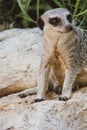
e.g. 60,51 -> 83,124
0,0 -> 87,31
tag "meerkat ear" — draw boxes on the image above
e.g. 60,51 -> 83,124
37,17 -> 44,30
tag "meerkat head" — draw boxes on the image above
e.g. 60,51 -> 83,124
38,8 -> 75,33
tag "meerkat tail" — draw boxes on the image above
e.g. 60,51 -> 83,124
18,87 -> 38,98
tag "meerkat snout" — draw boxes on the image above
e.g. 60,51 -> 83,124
66,25 -> 73,32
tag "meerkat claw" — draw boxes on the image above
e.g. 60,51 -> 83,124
59,96 -> 68,101
32,98 -> 45,103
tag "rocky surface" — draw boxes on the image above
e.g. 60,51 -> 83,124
0,28 -> 42,97
0,28 -> 87,130
0,87 -> 87,130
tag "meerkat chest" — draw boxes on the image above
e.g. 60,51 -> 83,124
43,31 -> 60,56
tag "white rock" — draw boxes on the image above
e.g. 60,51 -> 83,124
0,87 -> 87,130
0,28 -> 42,97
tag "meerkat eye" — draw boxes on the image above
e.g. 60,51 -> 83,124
67,14 -> 72,23
49,17 -> 61,26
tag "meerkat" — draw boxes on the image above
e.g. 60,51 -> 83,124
18,8 -> 87,101
33,8 -> 87,102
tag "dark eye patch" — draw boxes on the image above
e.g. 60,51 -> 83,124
37,17 -> 44,30
49,17 -> 61,26
67,14 -> 72,23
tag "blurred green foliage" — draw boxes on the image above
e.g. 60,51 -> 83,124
0,0 -> 87,31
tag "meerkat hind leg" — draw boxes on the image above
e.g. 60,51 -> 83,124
54,86 -> 62,94
49,76 -> 62,94
72,81 -> 87,91
72,70 -> 87,91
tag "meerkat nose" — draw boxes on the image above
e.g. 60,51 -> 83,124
66,25 -> 73,31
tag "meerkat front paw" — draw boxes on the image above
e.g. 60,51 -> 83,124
32,98 -> 45,103
59,92 -> 72,101
59,96 -> 69,101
